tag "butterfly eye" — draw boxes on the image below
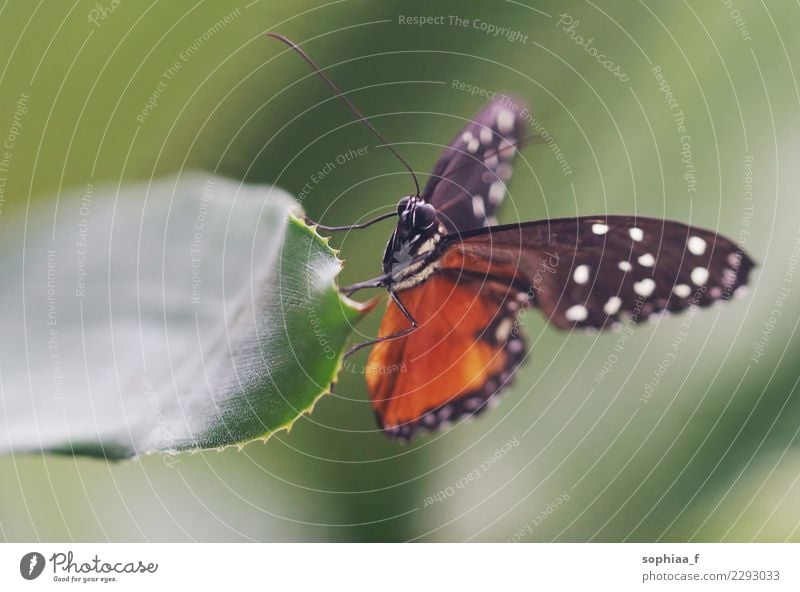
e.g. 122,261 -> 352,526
396,196 -> 412,217
413,203 -> 437,230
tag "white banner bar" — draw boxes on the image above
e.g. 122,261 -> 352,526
1,543 -> 797,590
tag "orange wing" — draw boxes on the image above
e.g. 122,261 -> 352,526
365,273 -> 525,440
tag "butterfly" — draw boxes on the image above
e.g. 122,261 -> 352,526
269,34 -> 755,442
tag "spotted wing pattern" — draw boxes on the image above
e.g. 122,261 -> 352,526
440,216 -> 754,330
422,95 -> 528,233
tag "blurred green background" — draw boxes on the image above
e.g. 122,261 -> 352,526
1,0 -> 799,541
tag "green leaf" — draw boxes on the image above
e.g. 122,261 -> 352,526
0,173 -> 371,459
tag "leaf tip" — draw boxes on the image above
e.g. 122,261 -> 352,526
288,203 -> 306,220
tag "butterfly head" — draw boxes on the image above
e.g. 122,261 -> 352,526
395,196 -> 438,237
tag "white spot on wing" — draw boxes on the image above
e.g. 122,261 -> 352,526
592,223 -> 609,235
573,264 -> 590,284
495,318 -> 513,341
687,236 -> 707,255
638,253 -> 655,267
464,397 -> 482,411
479,127 -> 493,145
498,138 -> 515,160
497,109 -> 514,134
496,163 -> 513,181
603,296 -> 622,315
508,339 -> 524,354
691,266 -> 709,285
634,278 -> 656,297
467,137 -> 480,153
472,195 -> 486,218
618,261 -> 633,272
565,304 -> 588,322
462,131 -> 473,144
673,283 -> 692,298
488,181 -> 505,205
629,227 -> 644,241
722,268 -> 737,288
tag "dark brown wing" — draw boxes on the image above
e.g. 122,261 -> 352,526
423,96 -> 528,233
439,216 -> 755,329
365,274 -> 525,440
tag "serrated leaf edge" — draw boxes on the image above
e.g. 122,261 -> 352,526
151,213 -> 379,457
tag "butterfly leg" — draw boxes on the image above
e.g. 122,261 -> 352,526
343,289 -> 418,358
340,275 -> 388,297
305,211 -> 396,233
389,289 -> 417,326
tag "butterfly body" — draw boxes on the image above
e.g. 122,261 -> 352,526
381,197 -> 445,292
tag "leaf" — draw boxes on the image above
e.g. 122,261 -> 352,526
0,173 -> 372,459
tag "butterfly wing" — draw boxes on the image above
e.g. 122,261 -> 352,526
365,216 -> 753,439
440,216 -> 755,329
422,96 -> 527,233
365,274 -> 526,440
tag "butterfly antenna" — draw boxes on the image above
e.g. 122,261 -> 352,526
267,32 -> 421,197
